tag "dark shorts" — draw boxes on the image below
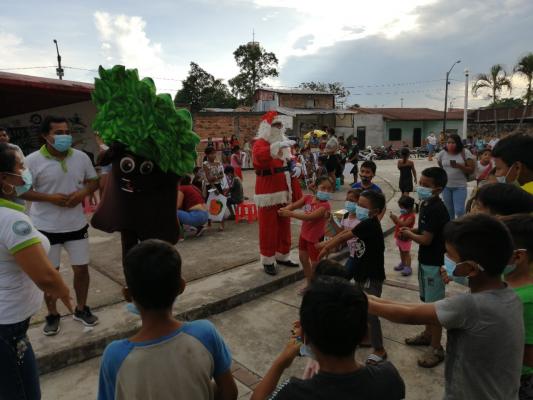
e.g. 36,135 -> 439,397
39,225 -> 89,246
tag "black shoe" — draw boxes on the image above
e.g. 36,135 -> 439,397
73,306 -> 99,327
263,264 -> 278,275
277,259 -> 299,268
43,314 -> 61,336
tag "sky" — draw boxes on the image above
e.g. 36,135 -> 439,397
1,0 -> 532,109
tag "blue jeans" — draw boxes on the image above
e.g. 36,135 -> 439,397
442,186 -> 467,219
177,209 -> 209,228
0,318 -> 40,400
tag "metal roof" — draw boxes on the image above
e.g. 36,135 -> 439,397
256,88 -> 334,96
356,107 -> 464,121
275,106 -> 359,117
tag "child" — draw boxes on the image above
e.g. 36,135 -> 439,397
202,146 -> 225,195
278,176 -> 333,289
399,167 -> 449,368
98,240 -> 238,400
492,133 -> 533,194
230,146 -> 243,180
251,278 -> 405,400
472,183 -> 533,216
501,214 -> 533,399
390,196 -> 416,276
318,190 -> 388,366
476,147 -> 493,187
368,214 -> 524,400
340,189 -> 361,279
223,165 -> 244,219
351,160 -> 382,193
316,155 -> 328,179
397,147 -> 417,195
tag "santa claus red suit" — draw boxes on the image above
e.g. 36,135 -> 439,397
253,111 -> 303,275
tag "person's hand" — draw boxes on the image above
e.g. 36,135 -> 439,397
276,336 -> 302,370
318,246 -> 331,260
440,267 -> 452,285
278,209 -> 292,218
315,241 -> 327,250
46,291 -> 74,313
280,140 -> 296,148
66,190 -> 87,208
48,193 -> 70,207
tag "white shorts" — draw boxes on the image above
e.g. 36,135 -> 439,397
48,238 -> 90,267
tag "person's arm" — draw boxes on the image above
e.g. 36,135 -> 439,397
280,205 -> 327,221
280,196 -> 306,212
214,371 -> 238,400
14,244 -> 73,311
411,163 -> 417,182
400,227 -> 433,246
318,229 -> 354,259
177,190 -> 184,210
368,296 -> 440,326
21,190 -> 70,206
395,214 -> 415,228
524,344 -> 533,370
456,157 -> 475,174
250,339 -> 301,400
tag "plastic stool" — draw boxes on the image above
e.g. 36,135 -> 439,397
235,202 -> 258,223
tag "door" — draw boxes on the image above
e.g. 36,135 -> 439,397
413,128 -> 422,147
356,127 -> 366,148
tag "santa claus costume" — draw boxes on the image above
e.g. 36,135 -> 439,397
253,111 -> 303,275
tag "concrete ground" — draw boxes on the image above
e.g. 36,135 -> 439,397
37,157 -> 467,399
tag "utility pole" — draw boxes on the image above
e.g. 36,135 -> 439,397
53,39 -> 64,80
400,97 -> 404,108
443,59 -> 461,135
463,69 -> 469,139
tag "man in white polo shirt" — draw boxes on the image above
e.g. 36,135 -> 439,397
23,116 -> 99,336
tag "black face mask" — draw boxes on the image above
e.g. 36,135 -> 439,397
360,175 -> 371,183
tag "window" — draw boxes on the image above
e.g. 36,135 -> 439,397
305,98 -> 316,108
389,128 -> 402,141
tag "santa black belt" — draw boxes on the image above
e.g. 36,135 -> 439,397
255,166 -> 290,176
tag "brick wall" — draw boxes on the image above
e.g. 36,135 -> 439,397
193,112 -> 264,142
278,94 -> 334,109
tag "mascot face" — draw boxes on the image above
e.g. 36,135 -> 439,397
115,152 -> 168,193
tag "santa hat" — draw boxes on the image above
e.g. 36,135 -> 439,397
261,111 -> 283,125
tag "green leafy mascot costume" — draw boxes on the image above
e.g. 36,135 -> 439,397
91,65 -> 199,260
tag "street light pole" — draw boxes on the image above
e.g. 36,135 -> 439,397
53,39 -> 64,80
463,69 -> 469,139
443,59 -> 461,136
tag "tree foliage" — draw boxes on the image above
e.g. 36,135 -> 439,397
174,62 -> 237,112
228,42 -> 279,105
299,81 -> 351,99
487,97 -> 524,108
514,52 -> 533,128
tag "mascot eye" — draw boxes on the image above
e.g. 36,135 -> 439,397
140,161 -> 154,175
120,157 -> 136,173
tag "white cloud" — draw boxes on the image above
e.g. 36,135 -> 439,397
246,0 -> 437,64
0,32 -> 56,78
93,11 -> 187,94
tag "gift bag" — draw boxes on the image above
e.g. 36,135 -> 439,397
207,191 -> 228,222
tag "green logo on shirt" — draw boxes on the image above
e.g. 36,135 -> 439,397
12,221 -> 32,236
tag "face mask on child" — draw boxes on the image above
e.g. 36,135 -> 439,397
345,201 -> 357,214
399,208 -> 408,215
316,191 -> 332,201
444,254 -> 484,278
355,205 -> 370,221
416,186 -> 433,201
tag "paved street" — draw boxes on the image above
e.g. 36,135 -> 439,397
39,157 -> 462,399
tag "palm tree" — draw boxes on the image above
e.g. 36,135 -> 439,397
514,53 -> 533,130
472,64 -> 513,134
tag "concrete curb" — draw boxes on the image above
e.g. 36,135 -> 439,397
35,176 -> 399,376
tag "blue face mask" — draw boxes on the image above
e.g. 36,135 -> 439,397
6,169 -> 32,196
316,191 -> 332,201
399,208 -> 408,215
355,205 -> 370,221
416,186 -> 433,201
443,254 -> 457,277
345,201 -> 357,214
49,134 -> 72,152
503,264 -> 516,276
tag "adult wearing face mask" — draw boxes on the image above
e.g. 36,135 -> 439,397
492,133 -> 533,195
0,143 -> 73,399
437,133 -> 475,219
23,116 -> 99,336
